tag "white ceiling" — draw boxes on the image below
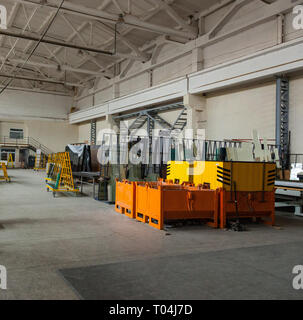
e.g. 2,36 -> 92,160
0,0 -> 223,94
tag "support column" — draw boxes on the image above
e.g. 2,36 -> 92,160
183,93 -> 207,135
112,82 -> 119,99
15,148 -> 20,167
191,47 -> 203,73
96,115 -> 119,145
277,14 -> 285,45
90,119 -> 96,145
198,16 -> 205,36
276,77 -> 289,170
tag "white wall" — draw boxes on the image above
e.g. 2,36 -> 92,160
25,120 -> 78,152
78,121 -> 91,144
0,121 -> 27,137
206,82 -> 276,141
0,119 -> 78,152
0,89 -> 77,152
289,76 -> 303,154
78,118 -> 111,144
0,89 -> 73,120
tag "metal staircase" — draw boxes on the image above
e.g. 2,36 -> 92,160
129,115 -> 147,131
172,108 -> 188,131
148,113 -> 172,130
0,136 -> 53,155
113,102 -> 186,136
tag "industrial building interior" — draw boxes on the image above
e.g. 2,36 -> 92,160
0,0 -> 303,302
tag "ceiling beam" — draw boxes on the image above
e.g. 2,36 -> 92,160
10,0 -> 119,21
0,6 -> 38,73
0,85 -> 71,95
60,13 -> 109,71
9,0 -> 195,39
23,10 -> 55,53
75,1 -> 171,78
122,14 -> 195,39
95,22 -> 150,61
45,0 -> 114,64
75,0 -> 303,100
0,72 -> 84,87
194,0 -> 235,19
3,57 -> 111,76
208,0 -> 251,39
0,2 -> 20,46
112,0 -> 124,14
0,45 -> 69,67
0,28 -> 115,56
151,0 -> 197,36
119,59 -> 135,78
60,14 -> 146,62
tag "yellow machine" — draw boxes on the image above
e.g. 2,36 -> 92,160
0,162 -> 11,182
166,161 -> 276,192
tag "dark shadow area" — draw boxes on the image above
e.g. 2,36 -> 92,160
59,241 -> 303,300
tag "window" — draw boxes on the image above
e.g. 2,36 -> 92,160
1,149 -> 15,161
9,129 -> 23,139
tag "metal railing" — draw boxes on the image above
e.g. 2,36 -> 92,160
290,154 -> 303,166
101,133 -> 279,164
0,136 -> 53,155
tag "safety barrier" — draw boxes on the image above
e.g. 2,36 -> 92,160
45,154 -> 60,182
7,153 -> 14,169
45,152 -> 79,197
34,153 -> 47,171
115,180 -> 136,219
0,163 -> 10,182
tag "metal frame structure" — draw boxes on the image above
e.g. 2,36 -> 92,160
90,119 -> 97,145
0,0 -> 200,94
0,136 -> 52,155
46,151 -> 80,197
276,77 -> 290,170
0,0 -> 290,97
100,132 -> 278,165
113,102 -> 186,134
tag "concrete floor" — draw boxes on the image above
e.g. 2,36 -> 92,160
1,169 -> 303,300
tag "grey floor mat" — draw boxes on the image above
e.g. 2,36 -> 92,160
59,241 -> 303,300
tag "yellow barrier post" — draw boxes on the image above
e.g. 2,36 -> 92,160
0,162 -> 11,182
7,153 -> 14,169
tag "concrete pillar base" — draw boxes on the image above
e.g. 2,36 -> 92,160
183,94 -> 207,135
